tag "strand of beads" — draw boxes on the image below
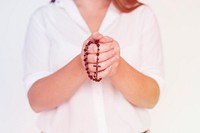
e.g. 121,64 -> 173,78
84,40 -> 102,82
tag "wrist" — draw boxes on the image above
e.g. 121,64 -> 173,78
76,54 -> 88,80
109,56 -> 122,81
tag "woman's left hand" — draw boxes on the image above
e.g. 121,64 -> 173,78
97,36 -> 120,78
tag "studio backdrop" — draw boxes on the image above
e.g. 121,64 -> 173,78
0,0 -> 200,132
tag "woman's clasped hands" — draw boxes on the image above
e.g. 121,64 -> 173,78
81,32 -> 120,80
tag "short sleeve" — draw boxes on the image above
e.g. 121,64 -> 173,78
22,11 -> 51,94
140,6 -> 165,93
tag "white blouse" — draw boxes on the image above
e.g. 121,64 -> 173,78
23,0 -> 164,133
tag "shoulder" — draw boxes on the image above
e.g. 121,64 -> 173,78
127,4 -> 156,19
119,4 -> 158,24
29,2 -> 57,22
125,4 -> 159,28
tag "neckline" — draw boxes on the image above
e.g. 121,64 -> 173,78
73,1 -> 111,33
55,0 -> 120,34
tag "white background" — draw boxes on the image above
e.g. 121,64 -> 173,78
0,0 -> 200,132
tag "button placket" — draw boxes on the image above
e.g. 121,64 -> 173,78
92,82 -> 108,133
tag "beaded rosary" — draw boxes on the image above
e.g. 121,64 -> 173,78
84,40 -> 102,82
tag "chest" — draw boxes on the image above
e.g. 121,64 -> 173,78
46,8 -> 143,73
77,8 -> 109,33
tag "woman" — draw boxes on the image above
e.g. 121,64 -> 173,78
23,0 -> 164,132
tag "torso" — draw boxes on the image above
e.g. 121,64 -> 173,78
30,2 -> 157,132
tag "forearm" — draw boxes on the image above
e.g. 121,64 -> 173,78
109,57 -> 160,109
28,54 -> 87,113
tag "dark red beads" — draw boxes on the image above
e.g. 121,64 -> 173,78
84,40 -> 102,82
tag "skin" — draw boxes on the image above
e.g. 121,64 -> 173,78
28,0 -> 160,113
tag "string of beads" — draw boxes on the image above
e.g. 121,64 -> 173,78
84,40 -> 102,82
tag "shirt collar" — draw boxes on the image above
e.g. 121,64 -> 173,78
54,0 -> 120,34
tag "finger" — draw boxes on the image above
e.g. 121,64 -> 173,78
98,56 -> 116,71
83,32 -> 103,47
88,56 -> 116,72
99,36 -> 113,43
98,66 -> 112,78
87,49 -> 115,63
87,42 -> 114,54
91,32 -> 104,40
98,49 -> 115,62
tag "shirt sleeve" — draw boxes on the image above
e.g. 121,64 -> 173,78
22,11 -> 51,94
140,6 -> 165,93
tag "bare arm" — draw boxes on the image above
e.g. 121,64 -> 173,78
94,37 -> 160,109
28,54 -> 87,113
28,33 -> 104,113
104,7 -> 163,109
109,57 -> 160,109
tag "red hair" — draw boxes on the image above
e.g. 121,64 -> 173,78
112,0 -> 143,12
50,0 -> 143,13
